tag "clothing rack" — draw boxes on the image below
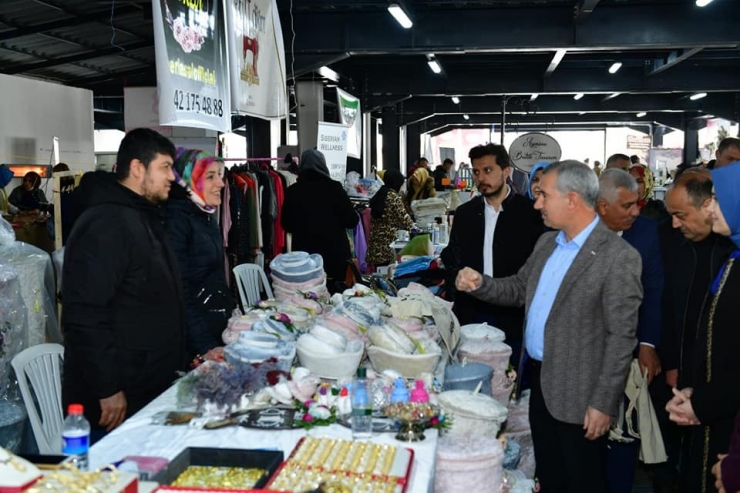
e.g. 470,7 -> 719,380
222,157 -> 298,163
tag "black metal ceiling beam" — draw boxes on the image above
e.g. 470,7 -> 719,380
69,66 -> 154,87
544,49 -> 567,78
358,64 -> 740,97
574,0 -> 601,24
395,93 -> 733,126
1,40 -> 152,75
0,41 -> 116,76
420,113 -> 683,127
417,113 -> 687,135
30,0 -> 146,41
648,47 -> 704,76
290,53 -> 350,80
367,95 -> 413,112
282,2 -> 740,55
425,124 -> 621,138
0,5 -> 140,41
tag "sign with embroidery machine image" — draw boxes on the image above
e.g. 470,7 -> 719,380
152,0 -> 231,132
317,122 -> 349,182
508,132 -> 562,173
226,0 -> 287,120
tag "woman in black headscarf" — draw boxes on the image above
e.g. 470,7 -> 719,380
281,149 -> 358,290
366,169 -> 413,267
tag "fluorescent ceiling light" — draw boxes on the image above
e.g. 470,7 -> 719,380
530,94 -> 538,101
690,92 -> 707,100
388,3 -> 413,29
463,114 -> 470,120
451,96 -> 460,104
695,0 -> 713,6
636,112 -> 647,117
550,49 -> 566,66
608,62 -> 622,74
573,93 -> 584,100
427,57 -> 442,74
318,66 -> 339,82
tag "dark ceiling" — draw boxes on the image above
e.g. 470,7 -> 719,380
1,0 -> 738,133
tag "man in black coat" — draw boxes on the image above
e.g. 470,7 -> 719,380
62,128 -> 186,438
441,144 -> 543,366
432,158 -> 453,191
652,169 -> 735,492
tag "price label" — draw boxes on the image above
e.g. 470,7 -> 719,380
173,89 -> 225,117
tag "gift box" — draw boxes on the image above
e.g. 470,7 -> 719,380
153,448 -> 283,491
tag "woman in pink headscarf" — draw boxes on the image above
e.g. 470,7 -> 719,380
166,149 -> 234,367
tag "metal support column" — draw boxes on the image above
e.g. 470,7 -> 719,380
381,106 -> 400,172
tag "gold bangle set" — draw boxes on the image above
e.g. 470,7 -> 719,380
270,437 -> 402,492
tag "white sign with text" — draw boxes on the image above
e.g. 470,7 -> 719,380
317,121 -> 349,182
508,133 -> 562,172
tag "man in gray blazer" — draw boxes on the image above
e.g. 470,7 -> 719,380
457,160 -> 643,493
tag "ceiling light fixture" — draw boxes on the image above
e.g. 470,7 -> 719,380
573,93 -> 584,100
608,62 -> 622,74
427,55 -> 442,74
387,3 -> 413,29
530,94 -> 538,101
690,92 -> 707,100
318,66 -> 340,82
463,114 -> 470,120
451,96 -> 460,104
695,0 -> 714,6
636,112 -> 647,117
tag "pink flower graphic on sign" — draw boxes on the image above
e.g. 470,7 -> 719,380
164,1 -> 205,54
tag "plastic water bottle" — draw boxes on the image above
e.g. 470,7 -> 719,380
62,403 -> 91,470
432,224 -> 440,244
351,368 -> 373,439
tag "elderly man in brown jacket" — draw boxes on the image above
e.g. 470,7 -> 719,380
457,160 -> 642,493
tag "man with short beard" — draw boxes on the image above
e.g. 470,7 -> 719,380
62,128 -> 186,441
441,143 -> 542,367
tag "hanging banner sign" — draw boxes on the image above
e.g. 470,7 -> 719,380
226,0 -> 287,120
508,132 -> 562,172
336,88 -> 361,159
151,0 -> 231,132
627,135 -> 652,150
317,122 -> 349,182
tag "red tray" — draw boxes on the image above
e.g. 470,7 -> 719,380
264,437 -> 415,493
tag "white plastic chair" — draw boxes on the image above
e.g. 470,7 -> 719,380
233,263 -> 273,309
11,343 -> 65,454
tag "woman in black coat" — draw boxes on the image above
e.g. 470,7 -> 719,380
166,149 -> 234,365
281,149 -> 358,291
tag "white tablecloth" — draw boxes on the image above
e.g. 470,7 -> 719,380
89,386 -> 437,492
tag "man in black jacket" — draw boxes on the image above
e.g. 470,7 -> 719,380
652,169 -> 735,492
433,158 -> 453,191
441,144 -> 543,366
62,128 -> 186,438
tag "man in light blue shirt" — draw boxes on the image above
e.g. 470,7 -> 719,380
524,214 -> 600,361
456,160 -> 641,493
